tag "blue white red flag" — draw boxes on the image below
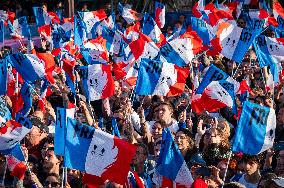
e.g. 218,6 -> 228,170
160,35 -> 202,67
64,118 -> 137,185
232,101 -> 276,154
254,35 -> 284,82
80,64 -> 114,101
18,82 -> 32,117
82,36 -> 109,64
273,1 -> 284,22
102,27 -> 123,55
78,10 -> 107,35
32,7 -> 52,27
7,52 -> 46,83
5,144 -> 26,180
210,22 -> 262,63
74,15 -> 87,47
8,17 -> 30,40
54,107 -> 75,156
155,2 -> 165,29
124,22 -> 140,42
191,17 -> 214,46
0,59 -> 7,96
156,128 -> 194,187
0,97 -> 12,125
0,114 -> 32,151
62,54 -> 76,93
129,33 -> 160,62
136,58 -> 189,96
118,3 -> 140,24
142,13 -> 165,46
191,79 -> 237,114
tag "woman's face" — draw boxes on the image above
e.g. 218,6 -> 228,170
175,131 -> 190,152
41,142 -> 54,159
209,129 -> 222,145
152,122 -> 163,140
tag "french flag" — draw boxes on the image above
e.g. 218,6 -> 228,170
62,54 -> 77,93
155,2 -> 165,29
118,2 -> 140,24
0,59 -> 8,96
7,52 -> 46,83
156,128 -> 193,187
80,64 -> 114,101
74,15 -> 87,47
96,12 -> 116,36
5,144 -> 26,180
32,7 -> 52,26
0,10 -> 16,26
78,9 -> 107,34
160,29 -> 202,67
191,79 -> 237,114
0,97 -> 12,125
0,114 -> 32,151
8,17 -> 30,40
192,0 -> 206,19
135,58 -> 189,97
142,13 -> 165,47
38,24 -> 52,43
129,32 -> 160,62
125,22 -> 140,42
191,17 -> 215,46
36,52 -> 56,84
253,35 -> 284,82
82,36 -> 109,64
102,27 -> 123,55
64,118 -> 137,185
272,1 -> 284,25
209,22 -> 262,63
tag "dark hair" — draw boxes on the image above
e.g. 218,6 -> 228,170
242,154 -> 263,165
134,142 -> 149,156
158,102 -> 174,113
46,172 -> 61,182
257,173 -> 277,188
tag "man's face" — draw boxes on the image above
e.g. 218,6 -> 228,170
43,150 -> 60,173
114,81 -> 121,97
26,126 -> 41,146
157,105 -> 172,123
244,160 -> 259,175
132,146 -> 147,165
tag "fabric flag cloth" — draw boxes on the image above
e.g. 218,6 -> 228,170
0,113 -> 32,151
74,15 -> 87,47
191,79 -> 237,115
136,58 -> 189,96
64,118 -> 137,185
62,55 -> 76,94
7,52 -> 46,83
160,32 -> 202,67
155,128 -> 193,187
80,64 -> 114,101
54,107 -> 75,156
78,10 -> 107,34
155,2 -> 165,29
232,101 -> 276,155
129,32 -> 160,62
118,3 -> 140,24
8,17 -> 30,40
209,22 -> 261,62
0,20 -> 4,44
191,17 -> 214,46
82,36 -> 109,64
102,27 -> 122,55
254,35 -> 284,82
5,144 -> 26,180
0,97 -> 12,125
273,1 -> 284,22
36,52 -> 56,84
0,59 -> 8,96
18,82 -> 33,117
142,13 -> 165,46
32,7 -> 52,26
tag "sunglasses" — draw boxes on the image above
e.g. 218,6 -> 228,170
44,181 -> 60,187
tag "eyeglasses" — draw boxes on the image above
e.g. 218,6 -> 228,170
44,181 -> 60,187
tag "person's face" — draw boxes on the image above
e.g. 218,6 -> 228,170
208,129 -> 222,145
154,142 -> 161,157
244,160 -> 259,175
42,5 -> 47,12
276,150 -> 284,176
44,176 -> 60,188
43,150 -> 60,173
152,122 -> 163,140
132,146 -> 147,165
157,105 -> 172,122
277,108 -> 284,124
175,23 -> 182,29
26,126 -> 42,146
114,81 -> 121,97
67,169 -> 80,182
175,131 -> 190,152
237,19 -> 246,28
41,142 -> 54,159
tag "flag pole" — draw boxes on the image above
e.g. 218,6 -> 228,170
221,151 -> 232,188
61,167 -> 65,188
1,157 -> 7,187
232,63 -> 242,78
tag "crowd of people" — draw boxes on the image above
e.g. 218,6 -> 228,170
0,0 -> 284,188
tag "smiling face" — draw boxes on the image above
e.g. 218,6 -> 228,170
85,129 -> 118,176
